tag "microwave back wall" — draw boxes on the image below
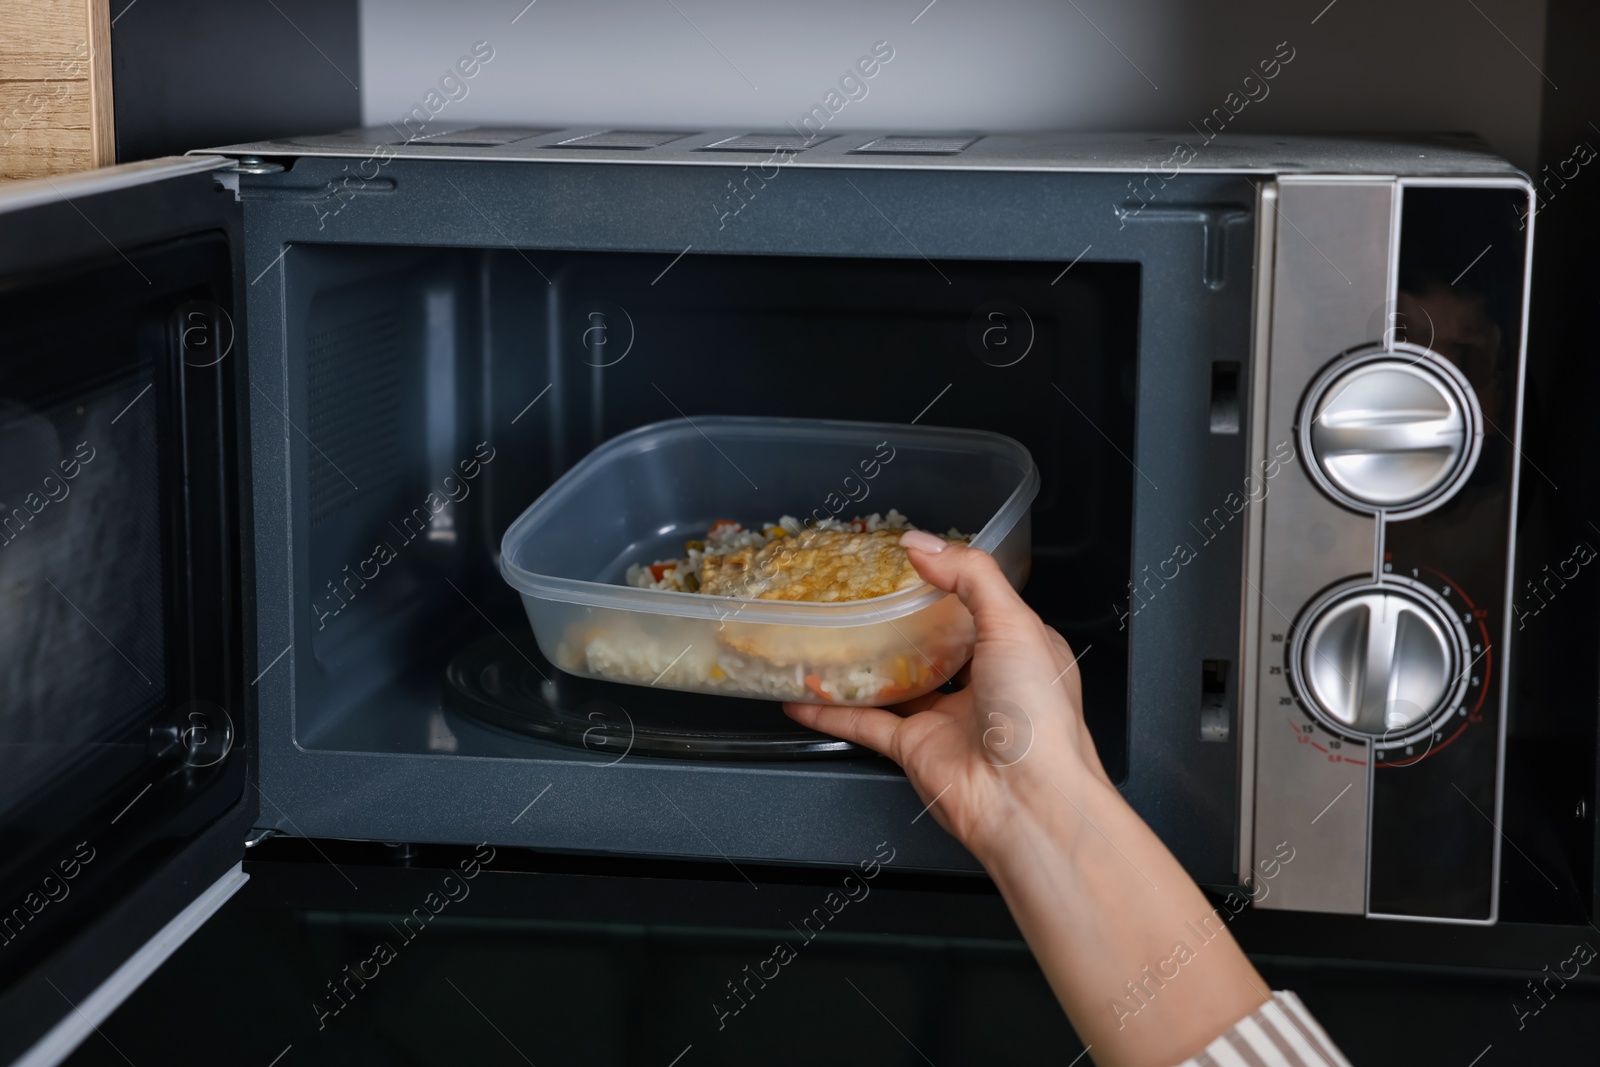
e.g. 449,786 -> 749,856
153,130 -> 1534,924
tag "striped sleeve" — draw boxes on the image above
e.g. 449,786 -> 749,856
1172,991 -> 1352,1067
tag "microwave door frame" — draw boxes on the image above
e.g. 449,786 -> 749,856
1236,178 -> 1278,893
0,157 -> 256,1067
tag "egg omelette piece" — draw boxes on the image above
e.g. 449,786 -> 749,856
698,527 -> 959,602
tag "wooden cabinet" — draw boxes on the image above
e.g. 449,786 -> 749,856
0,0 -> 113,181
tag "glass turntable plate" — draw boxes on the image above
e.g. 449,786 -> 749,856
444,630 -> 868,761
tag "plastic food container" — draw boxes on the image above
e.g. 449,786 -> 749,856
499,417 -> 1038,706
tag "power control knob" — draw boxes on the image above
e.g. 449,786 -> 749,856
1300,344 -> 1482,516
1291,581 -> 1469,745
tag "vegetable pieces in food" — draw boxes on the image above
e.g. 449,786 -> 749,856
624,509 -> 966,603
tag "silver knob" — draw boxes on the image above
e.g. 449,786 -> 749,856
1301,347 -> 1481,514
1293,583 -> 1466,743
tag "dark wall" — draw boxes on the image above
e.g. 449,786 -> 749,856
1518,0 -> 1600,916
109,0 -> 361,161
358,0 -> 1551,172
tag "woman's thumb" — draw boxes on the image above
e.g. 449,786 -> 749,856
899,531 -> 1030,631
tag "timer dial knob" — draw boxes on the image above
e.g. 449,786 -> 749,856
1301,345 -> 1482,515
1292,582 -> 1468,744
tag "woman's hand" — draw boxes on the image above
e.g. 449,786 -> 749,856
783,530 -> 1110,857
786,532 -> 1274,1067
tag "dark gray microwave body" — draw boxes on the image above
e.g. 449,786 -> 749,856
0,127 -> 1535,1067
206,131 -> 1528,907
231,131 -> 1294,887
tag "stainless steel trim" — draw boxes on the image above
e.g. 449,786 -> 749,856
1388,172 -> 1404,345
1374,511 -> 1386,584
0,156 -> 232,217
1375,176 -> 1402,587
1251,178 -> 1395,916
189,132 -> 1528,179
11,864 -> 248,1067
1361,174 -> 1404,921
1237,179 -> 1279,886
1364,713 -> 1377,916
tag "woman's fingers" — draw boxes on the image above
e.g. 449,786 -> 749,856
1041,627 -> 1110,782
900,536 -> 1035,640
782,701 -> 904,757
1044,627 -> 1084,678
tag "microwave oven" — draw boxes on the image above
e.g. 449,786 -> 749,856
0,128 -> 1535,1063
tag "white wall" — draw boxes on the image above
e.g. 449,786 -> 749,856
359,0 -> 1548,171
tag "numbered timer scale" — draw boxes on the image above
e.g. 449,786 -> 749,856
1274,561 -> 1490,770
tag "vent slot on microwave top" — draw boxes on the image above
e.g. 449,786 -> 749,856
306,309 -> 403,526
394,127 -> 553,147
698,133 -> 834,152
850,135 -> 980,155
554,130 -> 692,150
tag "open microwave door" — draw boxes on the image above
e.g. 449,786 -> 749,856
0,157 -> 254,1066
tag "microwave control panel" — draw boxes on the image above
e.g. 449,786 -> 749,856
1243,177 -> 1530,923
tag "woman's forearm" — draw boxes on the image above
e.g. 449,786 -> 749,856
789,541 -> 1316,1064
971,768 -> 1270,1067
